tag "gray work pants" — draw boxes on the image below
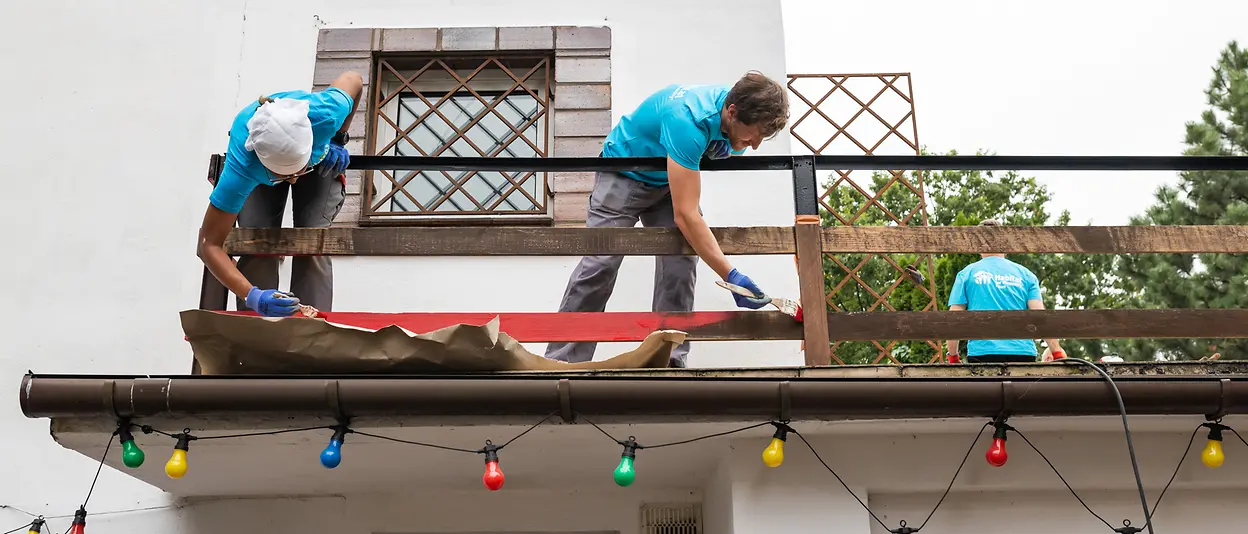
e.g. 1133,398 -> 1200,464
234,168 -> 346,312
544,171 -> 698,367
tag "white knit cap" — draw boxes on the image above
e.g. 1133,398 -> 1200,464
244,98 -> 313,175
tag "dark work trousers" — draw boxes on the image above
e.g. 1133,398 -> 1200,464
544,170 -> 699,367
234,165 -> 346,312
968,354 -> 1037,363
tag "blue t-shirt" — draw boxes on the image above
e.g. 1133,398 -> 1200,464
601,84 -> 746,186
209,87 -> 354,214
948,256 -> 1043,357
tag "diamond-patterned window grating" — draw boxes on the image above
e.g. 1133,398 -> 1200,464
365,55 -> 551,223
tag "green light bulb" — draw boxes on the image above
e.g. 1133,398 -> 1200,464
614,437 -> 639,487
614,456 -> 636,487
121,439 -> 145,468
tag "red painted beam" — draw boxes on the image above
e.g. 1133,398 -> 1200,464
213,310 -> 802,342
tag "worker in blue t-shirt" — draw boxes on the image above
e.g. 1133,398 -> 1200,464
545,71 -> 791,368
945,219 -> 1065,363
197,71 -> 363,317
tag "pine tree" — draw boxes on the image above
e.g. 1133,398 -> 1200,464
1115,41 -> 1248,360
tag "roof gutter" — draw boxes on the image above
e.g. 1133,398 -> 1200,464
19,374 -> 1245,423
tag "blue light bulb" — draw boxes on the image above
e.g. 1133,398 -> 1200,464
320,438 -> 343,468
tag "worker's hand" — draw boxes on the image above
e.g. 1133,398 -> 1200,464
322,141 -> 350,176
245,287 -> 301,317
705,139 -> 732,160
726,269 -> 770,310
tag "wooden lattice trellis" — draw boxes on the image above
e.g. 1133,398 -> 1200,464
787,73 -> 941,364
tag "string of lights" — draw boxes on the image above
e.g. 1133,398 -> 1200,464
7,409 -> 1243,533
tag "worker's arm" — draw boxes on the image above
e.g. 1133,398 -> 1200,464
197,204 -> 253,300
667,158 -> 732,279
667,157 -> 768,309
946,304 -> 967,357
945,270 -> 970,361
199,168 -> 300,317
1028,298 -> 1064,359
329,71 -> 364,137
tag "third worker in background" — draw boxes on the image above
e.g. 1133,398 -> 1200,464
945,219 -> 1065,363
544,71 -> 790,368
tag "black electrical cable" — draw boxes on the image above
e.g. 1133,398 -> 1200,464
81,432 -> 116,509
497,411 -> 558,449
576,413 -> 772,449
1146,425 -> 1202,520
1012,428 -> 1117,531
1057,357 -> 1154,534
1,522 -> 33,534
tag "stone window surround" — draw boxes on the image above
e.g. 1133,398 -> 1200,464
313,25 -> 612,227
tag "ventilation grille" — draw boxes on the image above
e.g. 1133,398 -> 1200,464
641,502 -> 702,534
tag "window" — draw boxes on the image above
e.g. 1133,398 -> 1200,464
366,55 -> 552,223
311,26 -> 612,227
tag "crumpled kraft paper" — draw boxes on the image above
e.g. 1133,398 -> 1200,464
180,310 -> 687,375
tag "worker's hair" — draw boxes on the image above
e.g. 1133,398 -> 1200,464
979,218 -> 1002,227
724,71 -> 790,139
257,95 -> 275,105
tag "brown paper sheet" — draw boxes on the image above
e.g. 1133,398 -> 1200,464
180,310 -> 687,375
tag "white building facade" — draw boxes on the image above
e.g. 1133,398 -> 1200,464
4,1 -> 1248,534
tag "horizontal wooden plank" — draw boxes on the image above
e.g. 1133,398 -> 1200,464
830,309 -> 1248,341
213,309 -> 1248,343
224,226 -> 797,256
823,225 -> 1248,254
216,310 -> 803,342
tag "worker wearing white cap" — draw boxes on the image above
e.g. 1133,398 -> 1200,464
197,71 -> 363,317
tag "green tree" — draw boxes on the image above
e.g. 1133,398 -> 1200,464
1115,41 -> 1248,361
822,150 -> 1123,364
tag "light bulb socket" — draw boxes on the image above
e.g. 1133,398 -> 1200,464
620,437 -> 639,459
330,426 -> 349,444
28,518 -> 45,533
482,440 -> 499,464
72,507 -> 87,526
1205,423 -> 1226,441
116,424 -> 136,445
770,423 -> 791,442
991,420 -> 1010,441
174,433 -> 192,452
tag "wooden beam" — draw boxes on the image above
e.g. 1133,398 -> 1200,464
828,309 -> 1248,341
823,225 -> 1248,254
213,310 -> 804,342
795,215 -> 831,365
224,226 -> 797,256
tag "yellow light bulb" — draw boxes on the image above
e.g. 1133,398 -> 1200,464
1202,438 -> 1225,468
165,449 -> 188,478
762,437 -> 785,468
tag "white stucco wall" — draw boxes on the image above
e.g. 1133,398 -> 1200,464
0,0 -> 793,531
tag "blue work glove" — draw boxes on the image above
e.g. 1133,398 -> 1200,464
321,142 -> 350,176
726,269 -> 771,310
705,139 -> 732,160
245,286 -> 301,317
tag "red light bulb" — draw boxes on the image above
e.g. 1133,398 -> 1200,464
482,440 -> 505,491
986,437 -> 1008,466
986,423 -> 1009,467
68,507 -> 86,534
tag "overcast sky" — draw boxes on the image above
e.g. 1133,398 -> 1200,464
781,0 -> 1248,225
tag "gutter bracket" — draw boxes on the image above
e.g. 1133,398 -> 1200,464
102,379 -> 119,420
326,380 -> 344,420
778,381 -> 792,423
997,381 -> 1015,421
1206,378 -> 1232,421
558,379 -> 574,423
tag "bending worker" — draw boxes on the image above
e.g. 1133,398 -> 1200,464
197,71 -> 363,317
545,71 -> 790,368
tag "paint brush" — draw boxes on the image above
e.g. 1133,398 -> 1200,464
715,281 -> 803,322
